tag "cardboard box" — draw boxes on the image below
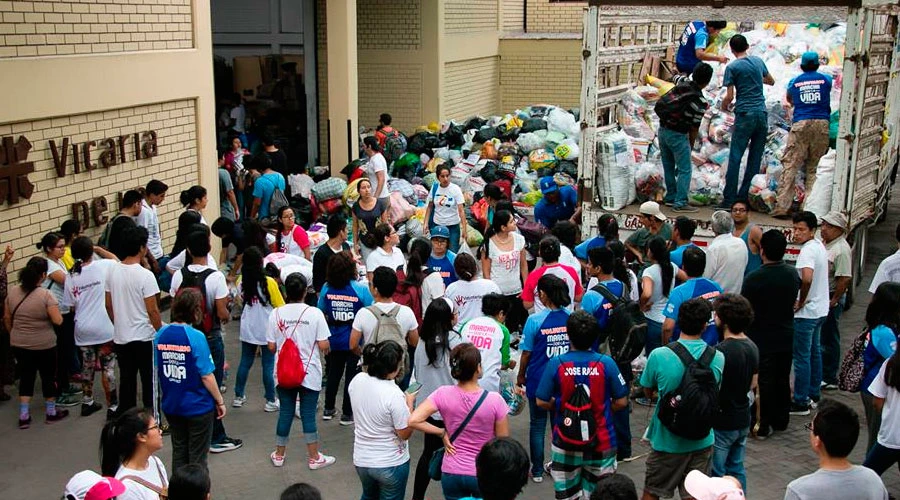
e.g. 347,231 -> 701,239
233,56 -> 263,100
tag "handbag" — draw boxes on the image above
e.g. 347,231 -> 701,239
428,390 -> 489,481
9,288 -> 36,330
838,327 -> 871,392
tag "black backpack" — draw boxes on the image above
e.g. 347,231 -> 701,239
592,283 -> 647,363
657,342 -> 719,440
555,383 -> 597,451
176,267 -> 218,335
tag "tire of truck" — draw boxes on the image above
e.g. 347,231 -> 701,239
848,224 -> 868,309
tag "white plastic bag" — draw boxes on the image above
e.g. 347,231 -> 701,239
805,149 -> 836,217
555,138 -> 580,160
546,108 -> 580,138
597,130 -> 637,210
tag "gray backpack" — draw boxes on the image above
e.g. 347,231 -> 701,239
368,305 -> 409,378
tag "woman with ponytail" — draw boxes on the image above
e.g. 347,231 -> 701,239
179,186 -> 208,225
409,343 -> 510,500
480,210 -> 528,334
445,253 -> 500,324
62,236 -> 118,418
406,237 -> 446,319
640,236 -> 678,354
100,407 -> 167,500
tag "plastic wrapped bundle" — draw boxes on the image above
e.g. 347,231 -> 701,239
515,166 -> 539,194
546,108 -> 580,138
617,89 -> 656,139
806,149 -> 836,217
555,139 -> 580,160
516,131 -> 548,153
688,163 -> 724,206
707,111 -> 735,144
522,190 -> 543,206
528,149 -> 558,171
634,161 -> 666,203
597,130 -> 637,210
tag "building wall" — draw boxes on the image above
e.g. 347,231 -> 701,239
501,0 -> 524,33
358,63 -> 424,132
446,0 -> 498,35
0,0 -> 193,57
0,0 -> 217,274
357,0 -> 420,50
499,37 -> 582,112
316,0 -> 328,164
443,56 -> 500,121
525,0 -> 585,34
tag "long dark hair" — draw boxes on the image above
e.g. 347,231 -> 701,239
420,299 -> 454,367
171,210 -> 202,256
866,282 -> 900,331
325,251 -> 357,289
597,214 -> 620,241
454,252 -> 478,282
537,274 -> 571,309
69,236 -> 94,275
479,209 -> 514,260
243,219 -> 271,256
19,257 -> 48,292
275,206 -> 295,252
362,340 -> 405,379
405,238 -> 430,287
647,236 -> 673,297
607,240 -> 632,297
241,246 -> 271,307
99,407 -> 154,476
180,185 -> 207,208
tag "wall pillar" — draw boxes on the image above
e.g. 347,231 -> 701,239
326,0 -> 358,174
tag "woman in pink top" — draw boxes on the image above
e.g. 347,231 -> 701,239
409,343 -> 509,500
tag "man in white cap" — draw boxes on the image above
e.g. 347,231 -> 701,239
64,471 -> 126,500
684,470 -> 745,500
625,201 -> 672,266
819,211 -> 852,390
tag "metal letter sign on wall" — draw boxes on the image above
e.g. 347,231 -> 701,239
0,136 -> 35,205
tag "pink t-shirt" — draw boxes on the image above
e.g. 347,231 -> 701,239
428,386 -> 509,476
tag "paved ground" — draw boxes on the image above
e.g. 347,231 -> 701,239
3,197 -> 900,499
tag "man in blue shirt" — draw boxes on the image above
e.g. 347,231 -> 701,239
250,158 -> 287,219
662,246 -> 723,345
669,216 -> 698,269
535,176 -> 580,230
676,20 -> 729,74
426,225 -> 458,287
770,51 -> 833,219
574,213 -> 618,263
719,34 -> 775,209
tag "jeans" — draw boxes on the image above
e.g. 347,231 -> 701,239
207,332 -> 229,444
863,442 -> 900,475
723,110 -> 768,206
115,340 -> 154,411
613,400 -> 633,460
168,410 -> 214,473
429,222 -> 462,254
413,417 -> 445,500
659,127 -> 693,208
757,351 -> 792,433
862,392 -> 882,454
645,318 -> 663,354
441,472 -> 480,500
356,461 -> 410,500
156,256 -> 172,294
276,385 -> 319,446
528,397 -> 550,477
821,301 -> 844,385
324,350 -> 359,416
234,341 -> 275,402
792,317 -> 825,404
712,427 -> 750,492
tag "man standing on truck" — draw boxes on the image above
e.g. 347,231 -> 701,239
675,21 -> 729,74
625,201 -> 672,265
770,52 -> 833,220
819,211 -> 852,391
719,34 -> 775,210
731,200 -> 763,276
654,62 -> 714,214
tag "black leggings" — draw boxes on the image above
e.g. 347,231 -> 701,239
504,294 -> 528,335
116,341 -> 154,411
324,350 -> 359,416
13,347 -> 57,398
412,417 -> 446,500
54,313 -> 76,394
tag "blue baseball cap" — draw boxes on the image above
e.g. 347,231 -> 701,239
539,176 -> 559,195
801,51 -> 820,68
430,225 -> 450,240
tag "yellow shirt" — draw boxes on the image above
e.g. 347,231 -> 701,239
61,246 -> 74,271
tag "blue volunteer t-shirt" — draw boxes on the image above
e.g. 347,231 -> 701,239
521,308 -> 571,397
252,172 -> 286,218
581,279 -> 626,331
574,236 -> 607,261
427,251 -> 457,287
723,56 -> 769,114
676,21 -> 709,73
670,243 -> 697,269
155,323 -> 216,417
788,71 -> 833,122
534,185 -> 578,229
663,277 -> 723,345
318,281 -> 374,351
535,350 -> 628,455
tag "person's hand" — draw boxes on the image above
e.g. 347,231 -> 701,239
354,243 -> 361,255
718,55 -> 729,64
508,360 -> 517,369
405,391 -> 416,411
1,244 -> 13,267
794,300 -> 804,313
515,384 -> 526,397
442,431 -> 457,455
216,402 -> 227,419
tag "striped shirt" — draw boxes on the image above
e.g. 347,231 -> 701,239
654,74 -> 709,134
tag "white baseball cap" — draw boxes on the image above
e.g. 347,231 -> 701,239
639,201 -> 667,221
683,470 -> 745,500
64,471 -> 126,500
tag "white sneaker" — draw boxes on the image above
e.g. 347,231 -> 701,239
295,401 -> 301,419
264,400 -> 280,412
308,452 -> 336,470
531,475 -> 543,483
271,451 -> 284,467
232,396 -> 246,408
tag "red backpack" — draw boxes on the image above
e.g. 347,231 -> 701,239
275,308 -> 313,388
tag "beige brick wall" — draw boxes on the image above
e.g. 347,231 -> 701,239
526,0 -> 585,34
445,0 -> 498,35
0,0 -> 193,58
499,38 -> 581,111
358,63 -> 423,133
443,56 -> 500,121
501,0 -> 524,33
0,100 -> 199,274
357,0 -> 420,50
316,0 -> 329,165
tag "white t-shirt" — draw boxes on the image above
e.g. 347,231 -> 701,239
135,199 -> 163,259
266,303 -> 330,391
870,250 -> 900,293
703,233 -> 748,294
367,153 -> 390,199
106,262 -> 160,344
62,259 -> 115,346
868,360 -> 900,449
238,277 -> 282,345
445,278 -> 501,324
115,456 -> 168,500
169,265 -> 229,311
230,104 -> 246,133
352,302 -> 418,346
366,246 -> 406,275
428,183 -> 465,226
796,238 -> 830,319
487,233 -> 526,295
419,269 -> 446,314
166,251 -> 217,275
43,258 -> 68,313
559,246 -> 582,285
348,371 -> 411,468
279,225 -> 310,257
642,262 -> 679,323
459,316 -> 508,393
587,270 -> 639,302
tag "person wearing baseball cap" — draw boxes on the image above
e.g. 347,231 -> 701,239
625,201 -> 672,266
64,471 -> 126,500
683,470 -> 744,500
534,176 -> 580,230
427,225 -> 458,287
770,51 -> 832,219
819,211 -> 852,390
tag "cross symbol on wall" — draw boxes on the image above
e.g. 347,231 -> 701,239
0,135 -> 35,205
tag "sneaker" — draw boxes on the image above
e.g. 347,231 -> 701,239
755,426 -> 774,440
66,385 -> 84,395
544,461 -> 553,475
340,414 -> 354,426
789,402 -> 811,416
106,408 -> 119,421
714,203 -> 732,211
232,396 -> 247,408
46,409 -> 70,424
672,205 -> 699,213
821,382 -> 839,391
635,397 -> 657,407
81,401 -> 103,417
323,408 -> 337,420
308,452 -> 336,470
531,475 -> 543,483
810,396 -> 820,410
264,400 -> 280,412
270,451 -> 285,467
56,393 -> 81,407
219,385 -> 227,395
210,437 -> 243,453
295,401 -> 301,419
18,415 -> 31,429
664,201 -> 675,207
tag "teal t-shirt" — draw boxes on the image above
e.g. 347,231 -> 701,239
639,339 -> 725,453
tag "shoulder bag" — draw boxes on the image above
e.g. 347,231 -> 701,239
428,390 -> 489,480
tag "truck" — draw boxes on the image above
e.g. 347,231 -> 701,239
577,0 -> 900,290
